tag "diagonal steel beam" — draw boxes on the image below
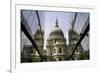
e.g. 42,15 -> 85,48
67,23 -> 89,60
80,16 -> 89,36
21,11 -> 43,61
72,13 -> 77,30
36,11 -> 44,43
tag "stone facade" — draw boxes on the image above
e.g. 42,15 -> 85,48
46,19 -> 67,61
68,29 -> 89,60
21,19 -> 89,62
32,26 -> 44,62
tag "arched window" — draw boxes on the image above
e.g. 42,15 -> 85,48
53,49 -> 56,53
59,58 -> 62,61
59,48 -> 62,53
55,40 -> 56,43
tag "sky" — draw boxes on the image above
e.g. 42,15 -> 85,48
21,10 -> 89,51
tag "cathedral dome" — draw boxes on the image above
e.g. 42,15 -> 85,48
49,19 -> 64,39
34,25 -> 44,40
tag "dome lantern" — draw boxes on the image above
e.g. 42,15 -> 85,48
55,19 -> 59,27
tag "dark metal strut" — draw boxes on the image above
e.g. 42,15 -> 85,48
67,24 -> 89,60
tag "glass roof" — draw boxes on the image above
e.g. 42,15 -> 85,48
21,10 -> 89,51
